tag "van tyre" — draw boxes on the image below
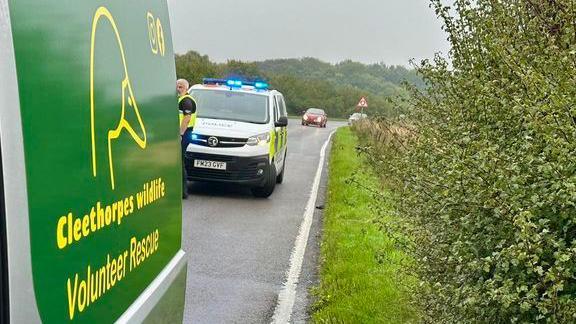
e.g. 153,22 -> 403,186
276,157 -> 286,184
252,164 -> 277,198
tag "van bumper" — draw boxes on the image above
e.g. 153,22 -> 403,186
184,152 -> 270,186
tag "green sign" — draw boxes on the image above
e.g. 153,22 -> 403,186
8,1 -> 182,322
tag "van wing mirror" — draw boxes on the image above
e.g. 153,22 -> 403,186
275,116 -> 288,127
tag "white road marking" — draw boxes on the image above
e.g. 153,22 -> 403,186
271,129 -> 337,324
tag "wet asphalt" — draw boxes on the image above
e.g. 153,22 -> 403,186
181,120 -> 345,323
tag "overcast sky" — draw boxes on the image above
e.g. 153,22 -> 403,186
167,0 -> 450,67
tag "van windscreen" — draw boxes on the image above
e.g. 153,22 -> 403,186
191,89 -> 269,124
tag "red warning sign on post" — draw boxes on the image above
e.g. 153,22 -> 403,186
357,96 -> 368,108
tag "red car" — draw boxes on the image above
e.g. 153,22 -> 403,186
302,108 -> 327,127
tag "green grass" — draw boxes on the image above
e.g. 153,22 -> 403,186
312,127 -> 418,323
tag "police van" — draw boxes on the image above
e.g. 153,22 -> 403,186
1,1 -> 186,323
185,79 -> 288,198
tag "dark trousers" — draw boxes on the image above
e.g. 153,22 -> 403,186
181,128 -> 192,196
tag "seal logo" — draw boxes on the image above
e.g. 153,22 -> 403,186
90,7 -> 147,190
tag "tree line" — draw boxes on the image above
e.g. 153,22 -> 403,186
175,51 -> 422,118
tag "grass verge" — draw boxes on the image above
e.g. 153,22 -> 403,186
311,127 -> 417,323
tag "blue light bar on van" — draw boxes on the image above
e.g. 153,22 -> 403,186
202,78 -> 228,85
202,78 -> 269,90
254,82 -> 268,90
226,80 -> 243,87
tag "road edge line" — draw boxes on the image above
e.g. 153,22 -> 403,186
271,129 -> 337,324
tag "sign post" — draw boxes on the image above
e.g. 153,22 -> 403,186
357,96 -> 368,115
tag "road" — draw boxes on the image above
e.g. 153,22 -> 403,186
182,120 -> 345,323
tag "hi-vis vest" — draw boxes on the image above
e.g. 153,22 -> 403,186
178,94 -> 197,128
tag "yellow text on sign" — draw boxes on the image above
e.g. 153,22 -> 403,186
65,229 -> 160,320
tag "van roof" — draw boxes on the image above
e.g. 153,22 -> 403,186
190,84 -> 281,97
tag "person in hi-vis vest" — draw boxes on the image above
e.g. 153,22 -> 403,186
177,79 -> 196,199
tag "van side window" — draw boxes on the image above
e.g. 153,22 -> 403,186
0,137 -> 7,323
278,96 -> 288,118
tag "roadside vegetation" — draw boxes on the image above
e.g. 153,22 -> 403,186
352,0 -> 576,322
312,127 -> 417,323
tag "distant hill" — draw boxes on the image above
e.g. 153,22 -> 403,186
257,57 -> 425,96
175,51 -> 421,118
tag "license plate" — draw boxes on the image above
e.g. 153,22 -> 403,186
194,159 -> 227,170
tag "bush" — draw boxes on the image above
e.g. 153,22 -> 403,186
356,1 -> 576,322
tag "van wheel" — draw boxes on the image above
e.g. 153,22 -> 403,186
276,157 -> 286,184
252,164 -> 277,198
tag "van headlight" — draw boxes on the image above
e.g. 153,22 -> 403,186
247,132 -> 271,146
